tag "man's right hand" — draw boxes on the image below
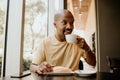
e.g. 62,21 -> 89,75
35,62 -> 54,74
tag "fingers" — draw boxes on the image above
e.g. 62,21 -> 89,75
43,62 -> 52,68
36,67 -> 43,74
42,62 -> 55,71
36,62 -> 55,75
76,36 -> 90,50
76,36 -> 85,47
77,36 -> 84,42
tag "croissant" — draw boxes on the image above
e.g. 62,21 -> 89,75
53,66 -> 73,73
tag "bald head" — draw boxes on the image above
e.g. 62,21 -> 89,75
54,9 -> 74,21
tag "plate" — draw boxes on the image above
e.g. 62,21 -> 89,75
74,70 -> 96,77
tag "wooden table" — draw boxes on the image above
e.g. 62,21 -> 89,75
0,72 -> 120,80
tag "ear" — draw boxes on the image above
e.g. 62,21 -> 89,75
54,22 -> 57,28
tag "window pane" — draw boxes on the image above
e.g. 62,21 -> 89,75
23,0 -> 48,71
0,0 -> 7,76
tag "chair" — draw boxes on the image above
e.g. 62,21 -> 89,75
79,60 -> 83,70
106,56 -> 120,73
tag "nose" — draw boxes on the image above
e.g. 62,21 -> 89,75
66,23 -> 71,29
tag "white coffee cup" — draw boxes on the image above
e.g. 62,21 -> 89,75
65,34 -> 77,43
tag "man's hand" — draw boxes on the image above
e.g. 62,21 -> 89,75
76,36 -> 89,50
76,35 -> 96,66
35,62 -> 54,74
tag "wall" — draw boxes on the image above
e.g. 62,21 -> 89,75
96,0 -> 120,72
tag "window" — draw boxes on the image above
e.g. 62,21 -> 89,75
1,0 -> 97,77
3,0 -> 64,77
23,0 -> 48,71
23,0 -> 64,72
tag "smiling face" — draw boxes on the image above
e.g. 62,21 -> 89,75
54,10 -> 74,41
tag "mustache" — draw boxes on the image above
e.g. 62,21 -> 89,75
64,29 -> 72,32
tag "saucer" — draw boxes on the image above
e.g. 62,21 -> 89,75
74,70 -> 96,77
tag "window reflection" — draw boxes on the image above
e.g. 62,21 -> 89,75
23,0 -> 48,71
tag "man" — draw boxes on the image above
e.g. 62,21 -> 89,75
30,9 -> 96,74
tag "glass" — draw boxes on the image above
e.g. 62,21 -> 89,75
23,0 -> 48,71
0,0 -> 7,76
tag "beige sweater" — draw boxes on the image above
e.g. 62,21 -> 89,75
32,35 -> 86,70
